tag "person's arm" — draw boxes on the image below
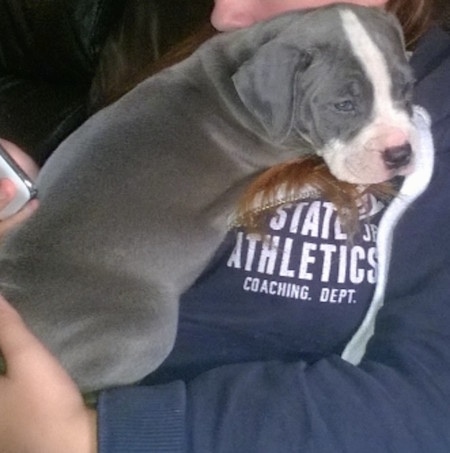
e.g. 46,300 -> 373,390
0,295 -> 97,453
97,270 -> 450,452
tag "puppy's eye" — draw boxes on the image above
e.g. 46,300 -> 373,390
334,100 -> 355,112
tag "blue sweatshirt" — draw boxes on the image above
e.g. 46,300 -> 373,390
97,25 -> 450,452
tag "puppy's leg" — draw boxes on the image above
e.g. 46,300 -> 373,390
0,243 -> 180,392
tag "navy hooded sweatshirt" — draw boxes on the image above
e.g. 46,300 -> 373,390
97,25 -> 450,452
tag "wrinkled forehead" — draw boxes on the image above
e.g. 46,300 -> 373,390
280,7 -> 411,80
340,8 -> 413,90
340,7 -> 409,70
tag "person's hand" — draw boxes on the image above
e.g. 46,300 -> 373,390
0,139 -> 39,238
0,295 -> 97,453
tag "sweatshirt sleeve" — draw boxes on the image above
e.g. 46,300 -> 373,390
97,278 -> 450,452
96,27 -> 450,453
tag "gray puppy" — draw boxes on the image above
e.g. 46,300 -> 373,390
0,4 -> 414,392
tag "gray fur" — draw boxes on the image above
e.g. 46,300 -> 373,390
0,5 -> 411,392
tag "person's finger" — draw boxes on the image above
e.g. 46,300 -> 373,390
0,179 -> 16,208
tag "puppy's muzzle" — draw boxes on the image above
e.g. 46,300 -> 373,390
383,143 -> 412,170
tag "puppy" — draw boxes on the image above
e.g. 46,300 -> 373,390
0,4 -> 415,392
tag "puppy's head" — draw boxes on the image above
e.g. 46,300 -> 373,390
232,5 -> 415,184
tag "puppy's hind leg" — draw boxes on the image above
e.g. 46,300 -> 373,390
0,256 -> 180,393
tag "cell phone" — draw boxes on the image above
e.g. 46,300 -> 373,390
0,144 -> 37,220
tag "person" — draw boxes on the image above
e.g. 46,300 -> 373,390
0,0 -> 449,451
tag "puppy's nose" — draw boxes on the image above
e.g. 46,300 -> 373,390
383,144 -> 412,169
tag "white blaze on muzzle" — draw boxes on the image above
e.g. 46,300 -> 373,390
320,9 -> 414,184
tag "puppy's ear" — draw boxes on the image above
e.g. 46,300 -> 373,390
232,43 -> 313,143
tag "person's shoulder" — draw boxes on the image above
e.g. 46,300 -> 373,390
411,26 -> 450,78
411,26 -> 450,128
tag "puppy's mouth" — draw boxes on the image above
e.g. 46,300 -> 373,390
328,148 -> 414,185
320,134 -> 415,185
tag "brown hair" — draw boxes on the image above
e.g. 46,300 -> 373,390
89,1 -> 214,112
386,0 -> 435,48
233,156 -> 396,234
